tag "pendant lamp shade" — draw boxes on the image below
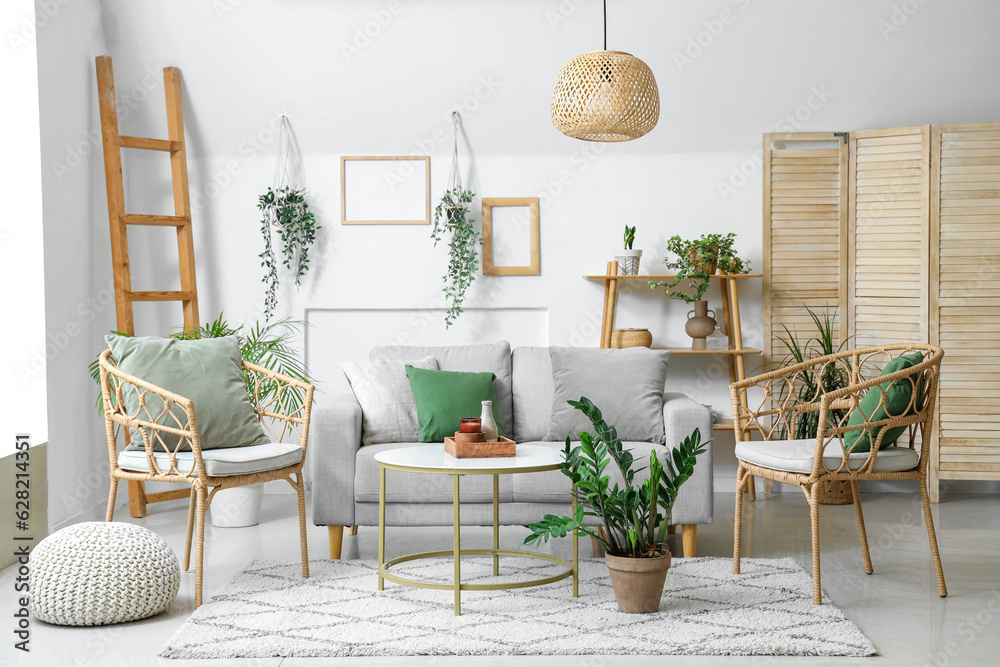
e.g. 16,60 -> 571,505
550,50 -> 659,142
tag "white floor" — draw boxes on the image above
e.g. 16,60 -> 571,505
3,490 -> 999,666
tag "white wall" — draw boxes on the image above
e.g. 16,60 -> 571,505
35,0 -> 1000,507
1,0 -> 47,455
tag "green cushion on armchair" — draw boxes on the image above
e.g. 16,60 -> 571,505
843,352 -> 925,453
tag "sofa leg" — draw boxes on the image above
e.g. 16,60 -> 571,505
667,525 -> 676,535
682,524 -> 697,558
591,536 -> 604,558
328,525 -> 344,560
348,525 -> 358,536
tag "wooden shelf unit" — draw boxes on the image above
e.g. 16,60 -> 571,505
587,262 -> 763,497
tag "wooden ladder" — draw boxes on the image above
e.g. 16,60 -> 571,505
96,55 -> 200,518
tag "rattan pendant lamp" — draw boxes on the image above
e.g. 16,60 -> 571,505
550,0 -> 659,142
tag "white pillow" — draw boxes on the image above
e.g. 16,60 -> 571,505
341,356 -> 438,445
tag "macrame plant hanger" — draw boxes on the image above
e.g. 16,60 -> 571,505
274,115 -> 303,193
446,111 -> 465,211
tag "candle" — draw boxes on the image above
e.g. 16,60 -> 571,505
459,418 -> 482,433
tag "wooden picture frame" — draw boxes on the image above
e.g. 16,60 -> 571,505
482,197 -> 540,276
340,156 -> 430,225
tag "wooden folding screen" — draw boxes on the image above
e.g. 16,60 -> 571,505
762,133 -> 849,366
764,123 -> 1000,501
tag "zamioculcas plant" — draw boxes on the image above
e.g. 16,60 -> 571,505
431,187 -> 481,328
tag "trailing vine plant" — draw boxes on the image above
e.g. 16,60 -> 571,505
431,111 -> 482,328
258,186 -> 319,320
431,187 -> 481,328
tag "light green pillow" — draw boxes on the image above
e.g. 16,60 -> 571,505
844,352 -> 924,453
404,366 -> 506,443
107,335 -> 271,452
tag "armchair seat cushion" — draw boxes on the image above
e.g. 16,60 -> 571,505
735,438 -> 919,474
118,441 -> 303,477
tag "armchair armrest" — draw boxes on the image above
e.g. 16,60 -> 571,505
662,393 -> 713,525
310,392 -> 363,527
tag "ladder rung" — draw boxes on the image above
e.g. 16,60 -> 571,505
119,135 -> 181,152
122,214 -> 190,226
127,291 -> 196,302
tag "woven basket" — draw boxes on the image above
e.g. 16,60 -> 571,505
611,328 -> 653,349
816,480 -> 854,505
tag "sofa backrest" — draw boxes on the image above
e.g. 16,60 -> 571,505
370,341 -> 514,437
511,346 -> 553,442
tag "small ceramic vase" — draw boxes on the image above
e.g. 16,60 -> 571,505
480,400 -> 499,441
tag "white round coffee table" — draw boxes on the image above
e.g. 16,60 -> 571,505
374,444 -> 579,615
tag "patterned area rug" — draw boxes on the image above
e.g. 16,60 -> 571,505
160,556 -> 876,658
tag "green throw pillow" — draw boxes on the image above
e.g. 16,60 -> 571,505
405,366 -> 506,443
844,352 -> 925,453
107,335 -> 271,452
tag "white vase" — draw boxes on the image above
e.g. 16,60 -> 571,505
480,400 -> 499,441
210,483 -> 264,528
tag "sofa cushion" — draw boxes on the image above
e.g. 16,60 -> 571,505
405,366 -> 505,442
370,342 -> 513,437
544,347 -> 670,444
117,441 -> 302,477
511,346 -> 554,443
355,442 -> 512,503
341,356 -> 438,445
107,335 -> 271,452
735,438 -> 919,474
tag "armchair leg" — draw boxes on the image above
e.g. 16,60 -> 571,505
348,525 -> 358,535
682,524 -> 697,557
733,465 -> 747,574
329,525 -> 344,560
850,481 -> 873,574
747,473 -> 756,502
105,479 -> 118,522
194,486 -> 208,608
183,487 -> 196,571
294,475 -> 310,579
919,473 -> 948,598
807,484 -> 822,605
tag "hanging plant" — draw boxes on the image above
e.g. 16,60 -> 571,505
257,116 -> 320,321
431,187 -> 481,328
431,111 -> 481,328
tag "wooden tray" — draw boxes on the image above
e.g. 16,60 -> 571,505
445,436 -> 516,458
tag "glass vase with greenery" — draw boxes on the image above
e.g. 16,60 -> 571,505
649,232 -> 751,304
524,397 -> 708,558
431,187 -> 482,328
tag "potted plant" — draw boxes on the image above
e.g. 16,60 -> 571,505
258,186 -> 320,322
431,187 -> 482,328
649,232 -> 750,349
615,225 -> 642,275
525,397 -> 708,613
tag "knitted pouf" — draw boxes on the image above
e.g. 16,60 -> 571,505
29,522 -> 180,626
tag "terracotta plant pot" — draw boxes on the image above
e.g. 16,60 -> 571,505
685,300 -> 718,350
687,247 -> 717,275
605,547 -> 672,613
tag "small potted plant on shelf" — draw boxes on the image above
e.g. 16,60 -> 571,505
649,232 -> 751,349
615,225 -> 642,275
525,397 -> 707,613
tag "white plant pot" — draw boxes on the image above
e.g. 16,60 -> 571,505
210,483 -> 264,528
615,249 -> 642,275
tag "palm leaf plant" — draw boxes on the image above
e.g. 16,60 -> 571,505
774,306 -> 851,439
89,313 -> 314,416
525,397 -> 708,558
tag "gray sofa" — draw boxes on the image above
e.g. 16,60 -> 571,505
311,342 -> 713,557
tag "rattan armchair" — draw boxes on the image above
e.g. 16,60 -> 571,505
99,349 -> 315,608
730,344 -> 946,605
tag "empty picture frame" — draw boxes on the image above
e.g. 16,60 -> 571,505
482,197 -> 540,276
341,156 -> 430,225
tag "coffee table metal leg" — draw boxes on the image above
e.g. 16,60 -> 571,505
493,473 -> 500,576
453,473 -> 461,615
378,465 -> 386,590
572,483 -> 579,598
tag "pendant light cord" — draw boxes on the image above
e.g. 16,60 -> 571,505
603,0 -> 607,50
